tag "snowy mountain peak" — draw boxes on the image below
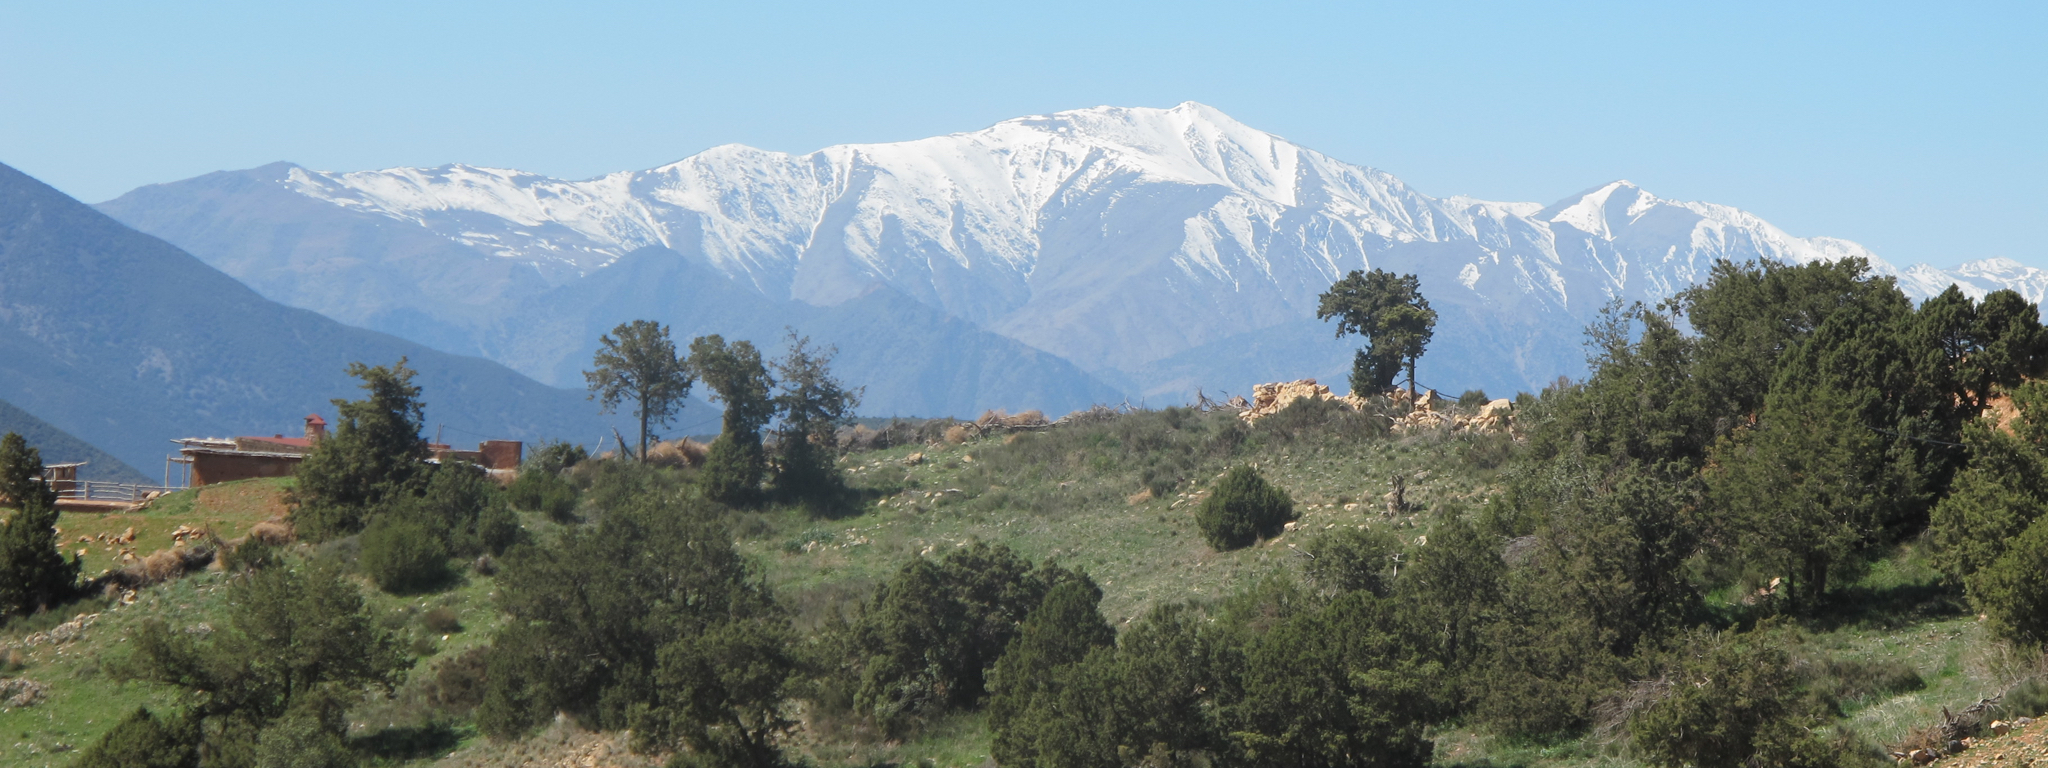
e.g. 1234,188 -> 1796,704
158,102 -> 2045,399
1540,180 -> 1659,239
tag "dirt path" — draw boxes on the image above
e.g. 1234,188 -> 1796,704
1934,720 -> 2045,767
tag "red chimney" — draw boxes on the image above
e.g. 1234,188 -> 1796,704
305,414 -> 327,445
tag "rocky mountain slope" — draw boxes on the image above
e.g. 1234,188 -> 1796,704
0,161 -> 608,474
98,103 -> 2030,404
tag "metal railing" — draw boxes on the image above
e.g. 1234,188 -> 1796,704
54,481 -> 179,505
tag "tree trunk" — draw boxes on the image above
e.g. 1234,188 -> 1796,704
1406,356 -> 1418,400
638,394 -> 650,462
1802,551 -> 1830,607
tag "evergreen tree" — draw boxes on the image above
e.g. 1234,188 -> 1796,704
770,332 -> 861,508
1316,268 -> 1437,397
842,542 -> 1069,734
292,359 -> 429,540
584,319 -> 695,461
476,477 -> 790,760
1219,591 -> 1446,768
1708,291 -> 1932,604
119,559 -> 407,767
1628,626 -> 1842,768
689,335 -> 776,506
0,432 -> 53,509
988,577 -> 1116,768
1931,380 -> 2048,641
636,614 -> 797,768
0,433 -> 76,616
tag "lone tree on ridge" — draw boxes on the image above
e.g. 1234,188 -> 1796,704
1317,268 -> 1437,398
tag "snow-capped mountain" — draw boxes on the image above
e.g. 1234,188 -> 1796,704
97,103 -> 2029,411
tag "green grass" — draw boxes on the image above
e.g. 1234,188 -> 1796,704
743,407 -> 1501,632
57,476 -> 292,576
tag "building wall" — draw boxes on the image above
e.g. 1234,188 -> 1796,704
480,440 -> 523,470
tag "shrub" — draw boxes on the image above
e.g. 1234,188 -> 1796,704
1220,591 -> 1447,768
72,707 -> 197,768
525,440 -> 589,476
473,501 -> 523,555
360,516 -> 450,594
1457,389 -> 1491,408
700,433 -> 766,506
1303,526 -> 1401,595
426,647 -> 491,714
1195,466 -> 1294,551
421,606 -> 463,634
1970,515 -> 2048,643
987,578 -> 1117,768
1628,626 -> 1843,768
842,543 -> 1076,735
507,469 -> 579,522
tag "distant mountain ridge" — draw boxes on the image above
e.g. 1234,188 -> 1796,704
0,161 -> 610,474
0,398 -> 150,484
97,103 -> 2035,404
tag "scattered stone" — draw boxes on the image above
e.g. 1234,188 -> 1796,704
0,678 -> 47,708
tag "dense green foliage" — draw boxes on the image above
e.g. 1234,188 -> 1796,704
506,441 -> 586,522
1195,465 -> 1294,550
109,559 -> 409,767
1931,380 -> 2048,641
585,319 -> 696,461
70,707 -> 198,768
0,432 -> 76,616
358,514 -> 450,594
292,359 -> 430,541
1628,626 -> 1841,768
477,465 -> 795,766
770,332 -> 862,510
0,431 -> 51,510
834,542 -> 1077,735
1317,268 -> 1438,396
691,334 -> 777,506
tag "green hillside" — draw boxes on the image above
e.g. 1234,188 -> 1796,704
5,257 -> 2048,768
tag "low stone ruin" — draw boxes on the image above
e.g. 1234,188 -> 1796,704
1233,378 -> 1517,435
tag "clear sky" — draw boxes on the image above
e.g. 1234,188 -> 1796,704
2,1 -> 2041,269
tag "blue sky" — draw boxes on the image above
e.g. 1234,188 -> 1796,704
2,1 -> 2041,269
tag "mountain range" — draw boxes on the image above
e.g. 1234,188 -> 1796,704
95,102 -> 2043,411
0,161 -> 609,476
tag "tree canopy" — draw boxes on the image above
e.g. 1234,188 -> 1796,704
291,359 -> 429,541
689,334 -> 776,506
1316,268 -> 1437,397
585,319 -> 695,461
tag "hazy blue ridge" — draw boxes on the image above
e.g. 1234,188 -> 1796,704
96,165 -> 1134,418
0,160 -> 608,473
0,397 -> 152,484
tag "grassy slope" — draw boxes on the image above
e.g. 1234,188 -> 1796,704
0,407 -> 2032,767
